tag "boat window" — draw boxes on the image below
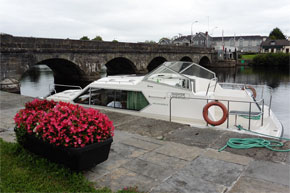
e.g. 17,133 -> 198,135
125,91 -> 149,111
73,88 -> 91,104
180,64 -> 215,79
74,88 -> 149,111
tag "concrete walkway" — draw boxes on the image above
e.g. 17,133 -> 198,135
1,91 -> 289,193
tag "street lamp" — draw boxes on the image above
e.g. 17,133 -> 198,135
191,21 -> 198,44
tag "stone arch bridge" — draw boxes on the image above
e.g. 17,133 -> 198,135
0,34 -> 217,88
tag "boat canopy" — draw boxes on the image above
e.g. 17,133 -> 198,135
144,61 -> 216,81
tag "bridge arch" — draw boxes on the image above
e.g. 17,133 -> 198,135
35,58 -> 85,85
147,56 -> 167,72
105,57 -> 136,75
180,56 -> 193,62
199,56 -> 211,67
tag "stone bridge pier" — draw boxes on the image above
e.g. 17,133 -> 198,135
0,34 -> 217,92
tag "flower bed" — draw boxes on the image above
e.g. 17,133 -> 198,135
14,99 -> 114,170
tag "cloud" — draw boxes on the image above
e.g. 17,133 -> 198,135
1,0 -> 289,42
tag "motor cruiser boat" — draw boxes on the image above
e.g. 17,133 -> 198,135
47,61 -> 283,137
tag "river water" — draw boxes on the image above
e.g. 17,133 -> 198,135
20,64 -> 290,137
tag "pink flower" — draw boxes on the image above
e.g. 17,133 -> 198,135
14,99 -> 114,148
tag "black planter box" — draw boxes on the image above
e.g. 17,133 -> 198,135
21,134 -> 113,171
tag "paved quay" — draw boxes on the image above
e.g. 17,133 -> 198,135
0,91 -> 289,193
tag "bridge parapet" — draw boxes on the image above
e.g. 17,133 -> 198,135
0,34 -> 213,54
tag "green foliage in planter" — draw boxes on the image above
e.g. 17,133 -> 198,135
14,125 -> 28,146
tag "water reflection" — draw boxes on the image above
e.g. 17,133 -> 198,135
20,65 -> 54,97
209,66 -> 290,89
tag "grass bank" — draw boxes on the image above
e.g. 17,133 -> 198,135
0,138 -> 139,193
241,54 -> 257,60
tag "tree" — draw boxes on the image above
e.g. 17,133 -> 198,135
92,36 -> 103,41
80,36 -> 90,40
269,28 -> 286,40
112,40 -> 118,43
145,40 -> 156,44
158,37 -> 170,44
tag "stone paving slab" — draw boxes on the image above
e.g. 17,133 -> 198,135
139,151 -> 188,170
164,126 -> 226,148
244,160 -> 290,187
228,176 -> 290,193
203,148 -> 253,166
122,158 -> 177,181
0,130 -> 16,143
113,114 -> 183,138
101,111 -> 141,127
94,167 -> 155,192
111,142 -> 148,159
150,171 -> 227,193
111,130 -> 135,143
120,137 -> 162,151
184,156 -> 245,187
84,166 -> 111,182
95,151 -> 130,171
154,142 -> 204,161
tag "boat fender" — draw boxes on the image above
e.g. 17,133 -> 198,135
242,85 -> 257,98
203,101 -> 228,126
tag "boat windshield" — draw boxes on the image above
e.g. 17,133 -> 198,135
145,61 -> 216,81
164,61 -> 215,79
144,61 -> 215,91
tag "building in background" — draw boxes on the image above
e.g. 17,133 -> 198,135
212,35 -> 267,53
260,39 -> 290,53
170,32 -> 213,48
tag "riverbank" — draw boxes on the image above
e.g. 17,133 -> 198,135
239,53 -> 290,67
0,91 -> 289,192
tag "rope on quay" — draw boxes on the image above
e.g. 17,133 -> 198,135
218,125 -> 290,152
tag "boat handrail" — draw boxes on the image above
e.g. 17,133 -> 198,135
218,82 -> 272,115
49,84 -> 82,94
97,79 -> 136,85
206,77 -> 218,96
169,96 -> 265,131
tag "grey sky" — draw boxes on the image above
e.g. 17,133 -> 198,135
1,0 -> 289,42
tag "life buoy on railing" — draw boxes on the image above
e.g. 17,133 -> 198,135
203,101 -> 228,126
242,85 -> 257,99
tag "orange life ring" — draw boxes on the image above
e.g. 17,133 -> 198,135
203,101 -> 228,126
242,85 -> 257,98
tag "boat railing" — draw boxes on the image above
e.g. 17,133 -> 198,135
49,84 -> 82,94
218,83 -> 273,115
206,77 -> 218,96
169,96 -> 265,131
97,79 -> 136,85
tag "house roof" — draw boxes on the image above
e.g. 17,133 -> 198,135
212,35 -> 267,41
173,35 -> 192,42
261,39 -> 290,47
173,32 -> 212,42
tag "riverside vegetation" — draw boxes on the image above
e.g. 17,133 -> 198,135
252,53 -> 290,67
